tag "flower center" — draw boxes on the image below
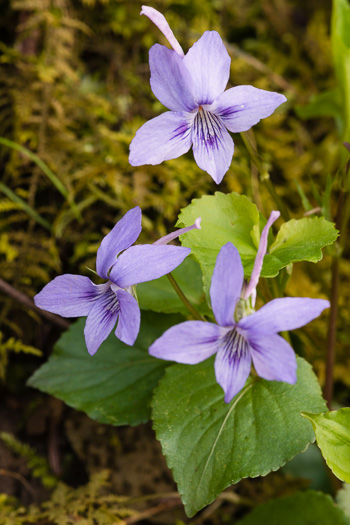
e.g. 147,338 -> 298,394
111,282 -> 136,299
193,107 -> 223,151
221,328 -> 249,363
235,293 -> 256,322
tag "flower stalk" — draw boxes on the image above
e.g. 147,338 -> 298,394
166,273 -> 205,321
324,146 -> 350,408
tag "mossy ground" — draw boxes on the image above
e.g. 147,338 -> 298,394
0,0 -> 349,522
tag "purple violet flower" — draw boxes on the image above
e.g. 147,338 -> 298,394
129,6 -> 287,184
34,206 -> 198,356
149,211 -> 330,403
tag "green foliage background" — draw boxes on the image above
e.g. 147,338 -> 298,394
1,0 -> 350,521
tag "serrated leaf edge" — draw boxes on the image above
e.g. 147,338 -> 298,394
151,358 -> 326,517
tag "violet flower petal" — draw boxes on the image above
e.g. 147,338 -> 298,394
243,210 -> 280,301
192,110 -> 234,183
110,244 -> 191,288
210,86 -> 287,133
129,111 -> 194,166
248,333 -> 297,384
214,337 -> 252,403
141,6 -> 184,57
210,243 -> 244,327
34,275 -> 107,317
96,206 -> 142,280
115,289 -> 140,346
238,297 -> 330,335
84,287 -> 120,356
149,321 -> 222,364
183,31 -> 230,105
149,44 -> 196,112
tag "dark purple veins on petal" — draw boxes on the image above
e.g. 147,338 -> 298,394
81,281 -> 112,306
171,122 -> 192,142
193,108 -> 224,152
91,286 -> 120,327
221,328 -> 249,365
217,105 -> 246,119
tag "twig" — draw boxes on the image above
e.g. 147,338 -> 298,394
48,398 -> 64,475
125,498 -> 182,523
218,491 -> 255,507
0,468 -> 36,499
304,207 -> 321,216
0,277 -> 69,329
124,492 -> 180,504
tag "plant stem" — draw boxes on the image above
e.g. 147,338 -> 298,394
166,273 -> 206,321
324,188 -> 345,409
240,131 -> 290,221
324,257 -> 339,410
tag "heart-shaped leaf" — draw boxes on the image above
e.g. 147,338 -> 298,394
28,311 -> 182,426
152,356 -> 326,516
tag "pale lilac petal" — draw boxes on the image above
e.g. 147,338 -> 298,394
84,287 -> 119,356
149,45 -> 196,111
243,210 -> 280,300
183,31 -> 230,105
248,333 -> 297,384
34,275 -> 107,317
192,109 -> 234,183
210,86 -> 287,133
238,297 -> 330,335
109,244 -> 191,288
215,330 -> 251,403
149,321 -> 222,363
96,207 -> 142,280
154,217 -> 201,245
115,289 -> 140,346
129,112 -> 194,166
210,243 -> 244,327
141,6 -> 184,57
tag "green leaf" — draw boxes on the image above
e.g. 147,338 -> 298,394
236,491 -> 350,525
332,0 -> 350,142
0,182 -> 52,232
295,181 -> 313,212
302,408 -> 350,483
137,258 -> 209,315
177,192 -> 261,296
27,312 -> 181,426
152,356 -> 326,517
177,193 -> 338,298
295,88 -> 344,133
264,217 -> 339,276
0,137 -> 81,221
